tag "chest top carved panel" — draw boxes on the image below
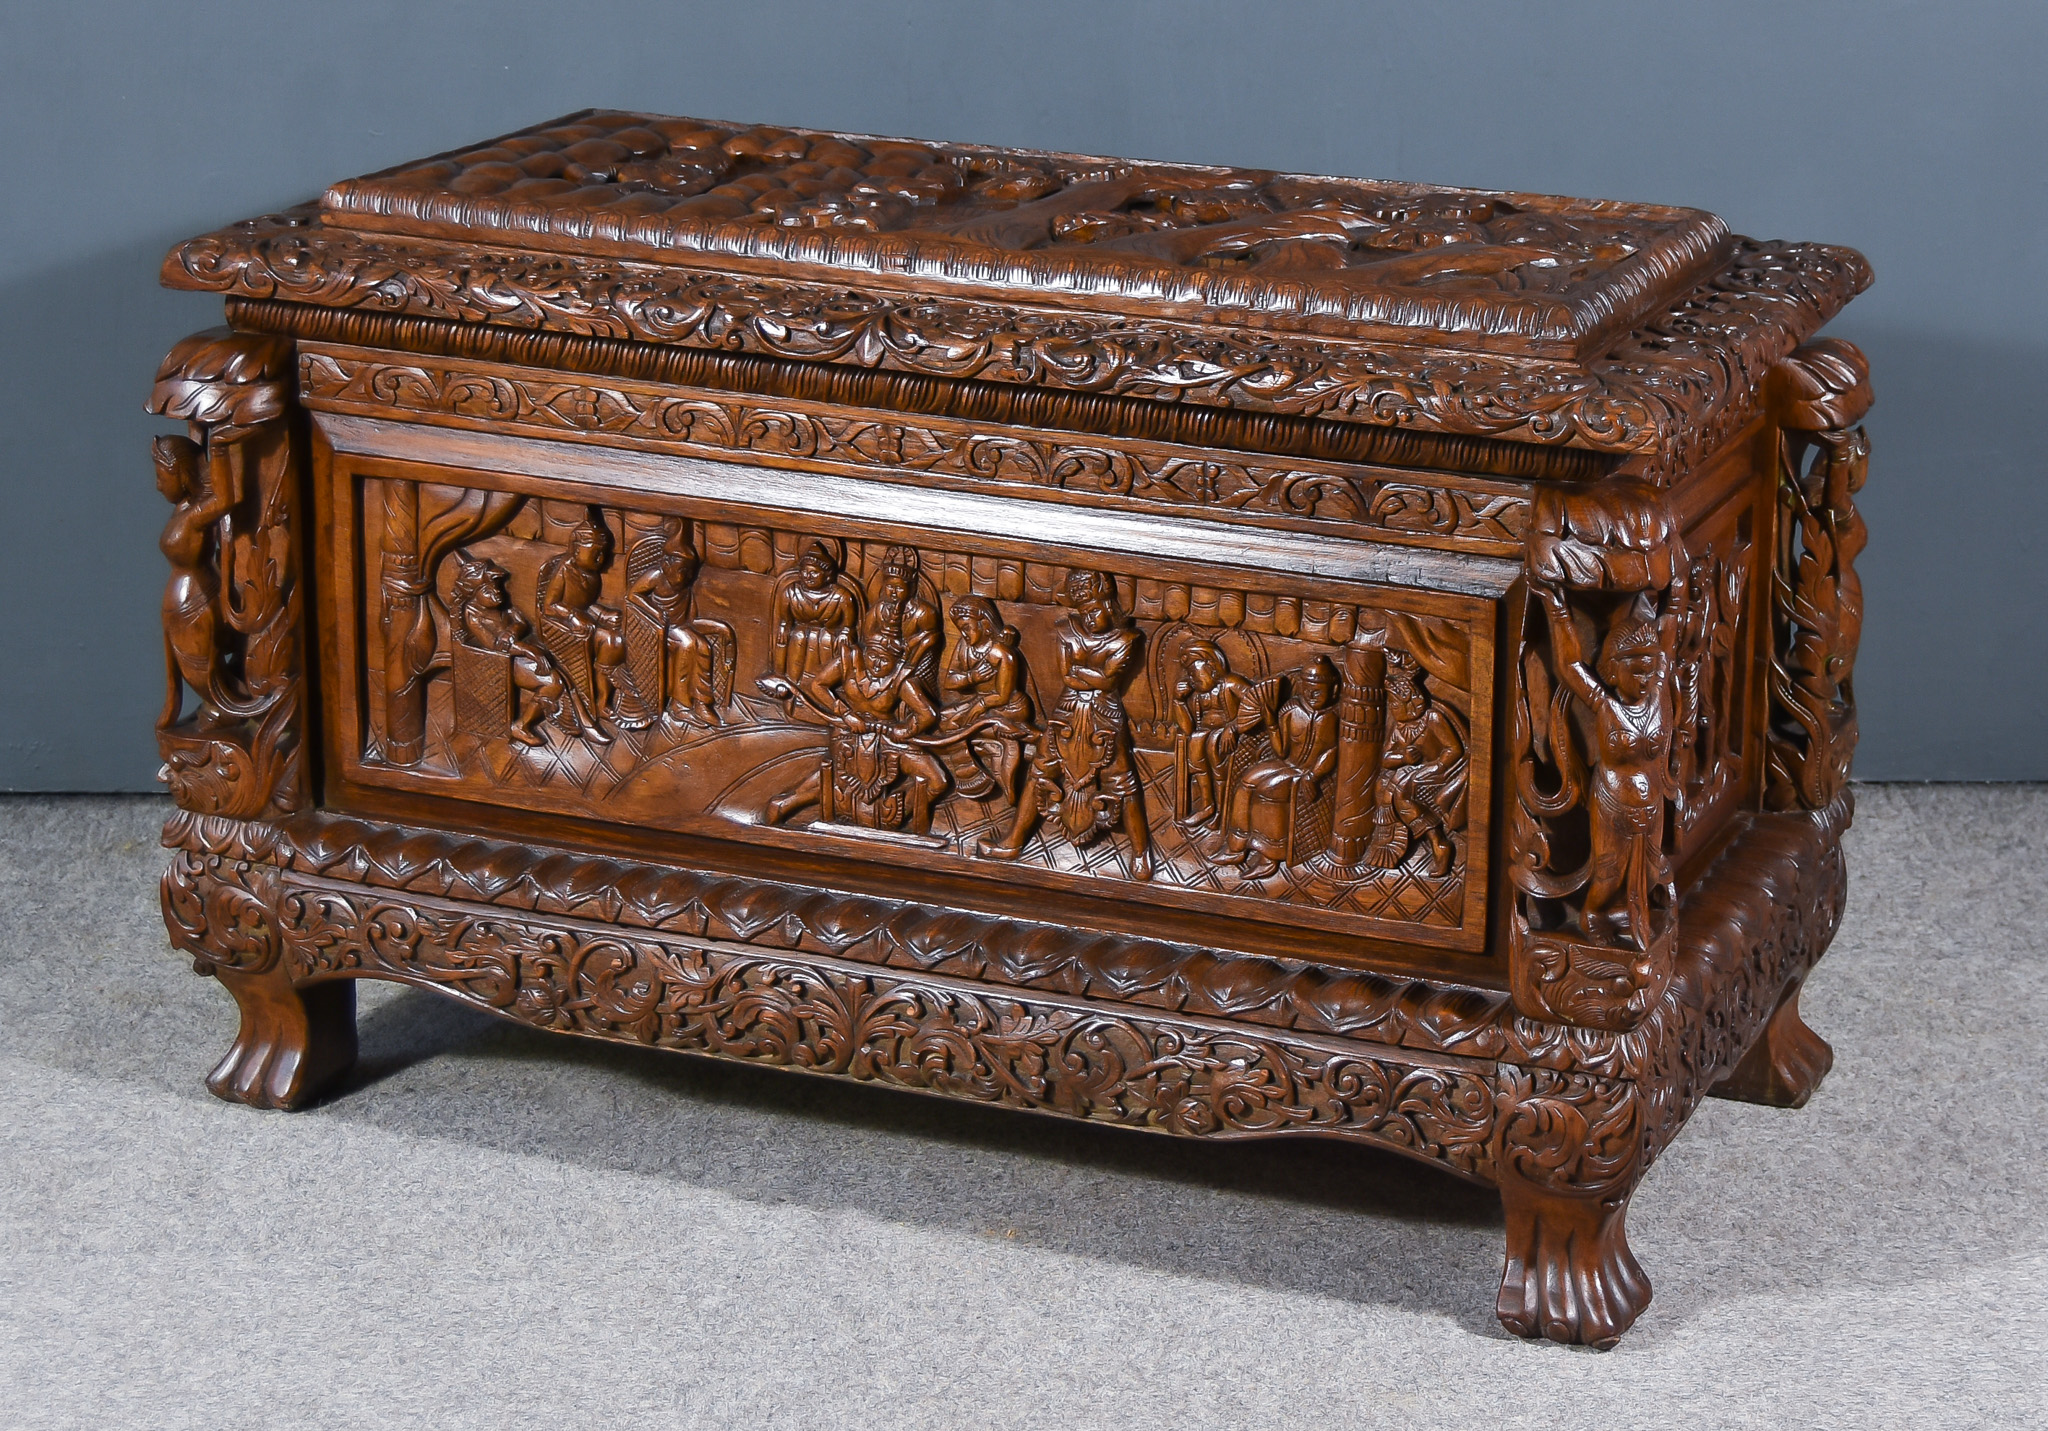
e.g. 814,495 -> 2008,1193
165,112 -> 1870,483
317,109 -> 1729,357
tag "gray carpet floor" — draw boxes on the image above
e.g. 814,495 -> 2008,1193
0,788 -> 2042,1429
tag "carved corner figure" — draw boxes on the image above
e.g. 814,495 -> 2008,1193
146,329 -> 302,820
1170,639 -> 1267,831
977,569 -> 1153,880
624,520 -> 736,728
535,507 -> 630,736
1363,648 -> 1468,876
1214,657 -> 1339,879
1767,338 -> 1871,816
1510,479 -> 1685,1034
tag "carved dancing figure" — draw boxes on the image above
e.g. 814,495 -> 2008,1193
1364,649 -> 1469,876
1170,639 -> 1265,830
864,544 -> 940,687
1215,657 -> 1340,879
154,434 -> 254,728
772,540 -> 864,684
535,508 -> 628,731
762,623 -> 951,836
977,570 -> 1152,880
1536,586 -> 1677,948
449,553 -> 596,745
624,524 -> 736,727
932,595 -> 1037,801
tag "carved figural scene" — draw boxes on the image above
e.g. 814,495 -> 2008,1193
342,473 -> 1488,947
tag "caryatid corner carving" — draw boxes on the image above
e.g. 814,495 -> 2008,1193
147,328 -> 305,820
1508,478 -> 1687,1033
1766,337 -> 1870,814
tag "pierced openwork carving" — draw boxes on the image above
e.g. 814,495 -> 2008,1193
1767,339 -> 1871,813
147,329 -> 304,820
346,473 -> 1494,950
1671,517 -> 1754,845
1508,479 -> 1686,1032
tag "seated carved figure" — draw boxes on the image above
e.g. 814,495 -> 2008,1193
535,508 -> 629,730
772,540 -> 864,686
864,545 -> 940,689
1364,649 -> 1468,875
932,595 -> 1037,801
763,624 -> 950,836
449,552 -> 593,746
1215,657 -> 1340,879
1171,639 -> 1265,830
624,524 -> 735,728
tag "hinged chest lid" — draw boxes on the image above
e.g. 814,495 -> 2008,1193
165,109 -> 1871,482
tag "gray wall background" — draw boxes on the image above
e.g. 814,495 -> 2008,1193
3,0 -> 2041,787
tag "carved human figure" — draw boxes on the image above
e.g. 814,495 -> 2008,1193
772,540 -> 864,684
154,434 -> 248,728
1171,639 -> 1265,830
1536,586 -> 1677,948
762,622 -> 950,835
536,509 -> 629,723
864,544 -> 941,687
1364,649 -> 1468,876
977,570 -> 1152,880
449,553 -> 592,745
932,595 -> 1037,801
625,525 -> 735,727
1215,657 -> 1340,879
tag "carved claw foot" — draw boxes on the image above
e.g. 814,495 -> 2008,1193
205,965 -> 358,1110
1496,1185 -> 1651,1349
1710,977 -> 1833,1108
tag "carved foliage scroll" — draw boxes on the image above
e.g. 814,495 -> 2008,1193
273,875 -> 1499,1179
296,347 -> 1533,552
1508,479 -> 1686,1032
1767,339 -> 1870,813
172,215 -> 1870,485
147,329 -> 304,819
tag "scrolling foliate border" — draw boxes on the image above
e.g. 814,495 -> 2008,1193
162,808 -> 1520,1060
296,345 -> 1532,553
268,872 -> 1500,1179
161,793 -> 1848,1101
167,213 -> 1868,484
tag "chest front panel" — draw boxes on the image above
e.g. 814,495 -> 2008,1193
307,370 -> 1513,965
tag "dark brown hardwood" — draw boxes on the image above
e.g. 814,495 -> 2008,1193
148,111 -> 1872,1348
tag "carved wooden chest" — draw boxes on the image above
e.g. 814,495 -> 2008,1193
149,111 -> 1872,1346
